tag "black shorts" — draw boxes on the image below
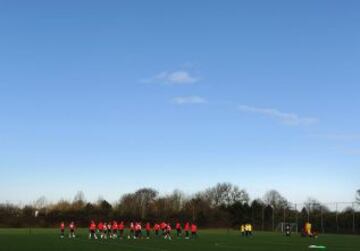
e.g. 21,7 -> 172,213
61,229 -> 64,233
70,229 -> 74,233
90,230 -> 95,234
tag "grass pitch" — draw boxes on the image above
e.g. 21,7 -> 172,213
1,228 -> 359,251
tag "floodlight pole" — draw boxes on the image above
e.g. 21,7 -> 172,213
261,205 -> 264,231
295,204 -> 298,233
272,206 -> 275,231
352,203 -> 355,234
336,203 -> 339,233
320,205 -> 324,233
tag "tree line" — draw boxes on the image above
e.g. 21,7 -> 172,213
0,183 -> 359,234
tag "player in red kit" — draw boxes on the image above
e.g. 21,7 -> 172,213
69,221 -> 76,238
191,223 -> 198,239
154,223 -> 160,238
89,220 -> 98,239
128,222 -> 135,239
160,222 -> 167,236
112,221 -> 118,239
176,222 -> 182,238
118,221 -> 125,239
184,222 -> 190,239
145,222 -> 151,239
164,223 -> 172,240
97,222 -> 104,239
60,222 -> 65,239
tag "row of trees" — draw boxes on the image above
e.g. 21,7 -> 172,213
0,184 -> 359,234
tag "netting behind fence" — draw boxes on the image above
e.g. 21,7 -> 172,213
252,202 -> 360,234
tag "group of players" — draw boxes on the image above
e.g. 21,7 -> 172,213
60,221 -> 198,240
240,224 -> 253,237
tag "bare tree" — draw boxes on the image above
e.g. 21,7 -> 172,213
202,183 -> 249,207
72,191 -> 86,210
263,190 -> 288,209
356,189 -> 360,203
33,196 -> 48,209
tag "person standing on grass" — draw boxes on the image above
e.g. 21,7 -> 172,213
128,222 -> 135,239
112,221 -> 118,239
118,221 -> 125,239
89,220 -> 98,240
69,221 -> 76,238
103,222 -> 108,239
60,222 -> 65,239
184,222 -> 190,239
176,222 -> 182,238
154,223 -> 160,238
97,221 -> 104,239
191,223 -> 198,239
107,222 -> 112,239
164,223 -> 172,240
146,222 -> 151,239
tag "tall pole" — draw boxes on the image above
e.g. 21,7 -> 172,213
352,203 -> 356,234
262,205 -> 265,231
320,205 -> 324,233
295,204 -> 298,233
336,203 -> 339,233
272,206 -> 275,231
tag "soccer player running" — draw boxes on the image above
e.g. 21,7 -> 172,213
60,222 -> 65,239
184,222 -> 190,239
69,221 -> 76,238
176,222 -> 182,238
191,223 -> 198,239
89,220 -> 98,240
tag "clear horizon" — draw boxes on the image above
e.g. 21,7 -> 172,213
1,1 -> 359,205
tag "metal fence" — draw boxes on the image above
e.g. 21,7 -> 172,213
251,202 -> 360,234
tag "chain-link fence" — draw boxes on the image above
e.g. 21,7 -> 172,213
251,202 -> 360,234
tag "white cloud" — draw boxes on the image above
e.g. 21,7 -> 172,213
143,70 -> 198,84
238,105 -> 318,126
171,96 -> 207,105
315,133 -> 360,141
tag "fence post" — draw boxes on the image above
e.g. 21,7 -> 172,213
262,205 -> 264,231
283,206 -> 286,225
352,203 -> 355,234
272,206 -> 275,231
320,205 -> 324,233
295,204 -> 298,233
336,203 -> 339,233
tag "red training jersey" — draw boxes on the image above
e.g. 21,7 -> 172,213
118,222 -> 124,230
90,222 -> 96,231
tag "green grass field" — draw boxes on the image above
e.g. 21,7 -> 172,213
1,228 -> 359,251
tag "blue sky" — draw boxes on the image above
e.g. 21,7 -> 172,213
1,1 -> 359,204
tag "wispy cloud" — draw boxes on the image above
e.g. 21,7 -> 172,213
238,105 -> 318,126
313,133 -> 360,141
171,96 -> 207,105
142,70 -> 199,85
